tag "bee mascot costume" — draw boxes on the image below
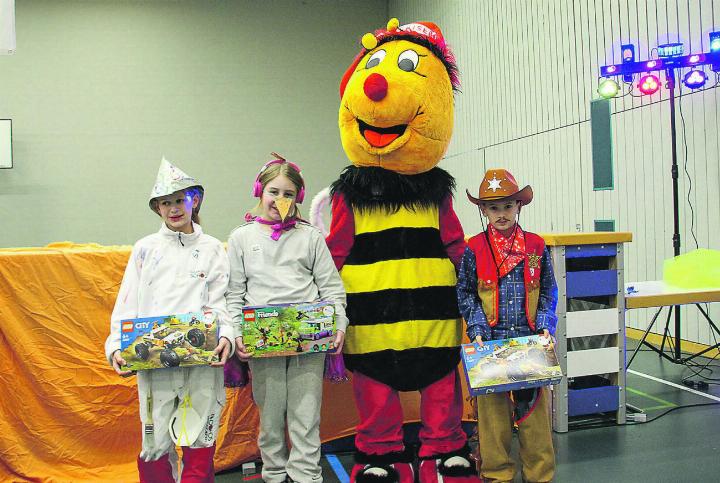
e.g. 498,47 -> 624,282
326,18 -> 480,483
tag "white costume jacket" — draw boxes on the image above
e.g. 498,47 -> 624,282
105,222 -> 234,457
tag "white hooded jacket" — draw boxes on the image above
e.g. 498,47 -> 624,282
105,222 -> 234,361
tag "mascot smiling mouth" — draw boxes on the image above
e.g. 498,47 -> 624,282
357,119 -> 408,148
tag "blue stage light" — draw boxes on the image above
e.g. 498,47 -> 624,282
710,32 -> 720,52
683,69 -> 708,89
710,32 -> 720,71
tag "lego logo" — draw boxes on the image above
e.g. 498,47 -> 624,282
121,321 -> 134,333
243,312 -> 255,321
464,346 -> 476,354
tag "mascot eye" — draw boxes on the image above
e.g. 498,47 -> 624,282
365,50 -> 386,69
397,50 -> 420,72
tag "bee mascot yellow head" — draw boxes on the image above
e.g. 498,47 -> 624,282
326,18 -> 480,483
338,18 -> 459,174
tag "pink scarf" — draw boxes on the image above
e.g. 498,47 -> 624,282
245,213 -> 297,241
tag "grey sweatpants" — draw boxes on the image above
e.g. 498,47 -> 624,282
249,353 -> 325,483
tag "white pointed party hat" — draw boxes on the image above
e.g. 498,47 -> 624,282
148,157 -> 204,214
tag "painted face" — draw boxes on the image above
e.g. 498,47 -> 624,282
156,189 -> 198,234
339,39 -> 454,174
261,174 -> 298,221
480,200 -> 521,236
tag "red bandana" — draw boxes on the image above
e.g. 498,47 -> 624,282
488,224 -> 526,278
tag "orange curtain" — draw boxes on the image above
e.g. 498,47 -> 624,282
0,244 -> 475,482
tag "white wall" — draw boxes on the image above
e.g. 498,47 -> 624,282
390,0 -> 720,345
0,0 -> 386,247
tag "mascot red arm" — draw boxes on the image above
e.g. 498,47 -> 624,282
326,18 -> 480,483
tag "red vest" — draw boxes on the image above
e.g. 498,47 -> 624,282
467,230 -> 545,330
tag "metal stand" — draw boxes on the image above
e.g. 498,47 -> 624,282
626,69 -> 720,367
627,303 -> 720,368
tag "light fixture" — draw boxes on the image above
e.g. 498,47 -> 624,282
710,32 -> 720,52
683,69 -> 708,89
638,74 -> 661,95
598,79 -> 620,99
621,44 -> 636,83
658,42 -> 684,58
710,32 -> 720,72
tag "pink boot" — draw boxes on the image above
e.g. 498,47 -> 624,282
181,445 -> 216,483
137,453 -> 175,483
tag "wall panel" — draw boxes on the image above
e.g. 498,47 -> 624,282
390,0 -> 720,345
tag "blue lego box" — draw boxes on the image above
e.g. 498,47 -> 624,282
460,335 -> 563,396
241,301 -> 336,357
120,311 -> 219,370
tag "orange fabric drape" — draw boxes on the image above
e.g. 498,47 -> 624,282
0,244 -> 475,482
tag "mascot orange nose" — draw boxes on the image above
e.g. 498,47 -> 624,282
363,73 -> 388,101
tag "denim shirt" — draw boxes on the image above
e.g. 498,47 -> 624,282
457,246 -> 558,342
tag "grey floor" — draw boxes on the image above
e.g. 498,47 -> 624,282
217,341 -> 720,482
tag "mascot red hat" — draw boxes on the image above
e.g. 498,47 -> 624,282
340,18 -> 460,98
326,18 -> 481,483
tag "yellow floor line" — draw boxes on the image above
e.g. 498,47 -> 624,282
626,387 -> 677,408
626,327 -> 720,359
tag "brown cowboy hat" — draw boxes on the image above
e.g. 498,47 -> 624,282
466,169 -> 533,206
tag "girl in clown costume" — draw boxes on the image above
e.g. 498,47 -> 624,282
327,19 -> 481,483
105,158 -> 234,483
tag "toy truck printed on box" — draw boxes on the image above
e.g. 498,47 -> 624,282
120,312 -> 219,370
241,301 -> 336,357
461,335 -> 563,396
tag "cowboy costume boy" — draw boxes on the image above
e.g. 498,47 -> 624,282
457,169 -> 558,483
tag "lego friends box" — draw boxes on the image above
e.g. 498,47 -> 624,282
120,312 -> 219,370
461,335 -> 563,396
241,301 -> 336,357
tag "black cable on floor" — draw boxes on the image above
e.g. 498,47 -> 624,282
565,402 -> 720,432
625,402 -> 720,425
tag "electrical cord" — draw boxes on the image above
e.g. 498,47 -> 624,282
681,330 -> 720,386
626,402 -> 720,425
619,82 -> 634,98
628,333 -> 720,385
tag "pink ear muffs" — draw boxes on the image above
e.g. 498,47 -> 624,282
252,158 -> 305,204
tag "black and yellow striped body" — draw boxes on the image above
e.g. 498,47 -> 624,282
342,205 -> 462,391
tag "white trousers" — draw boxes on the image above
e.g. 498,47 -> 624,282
249,354 -> 325,483
137,365 -> 225,463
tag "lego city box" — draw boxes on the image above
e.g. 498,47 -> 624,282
241,301 -> 336,357
120,312 -> 219,370
461,335 -> 563,396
